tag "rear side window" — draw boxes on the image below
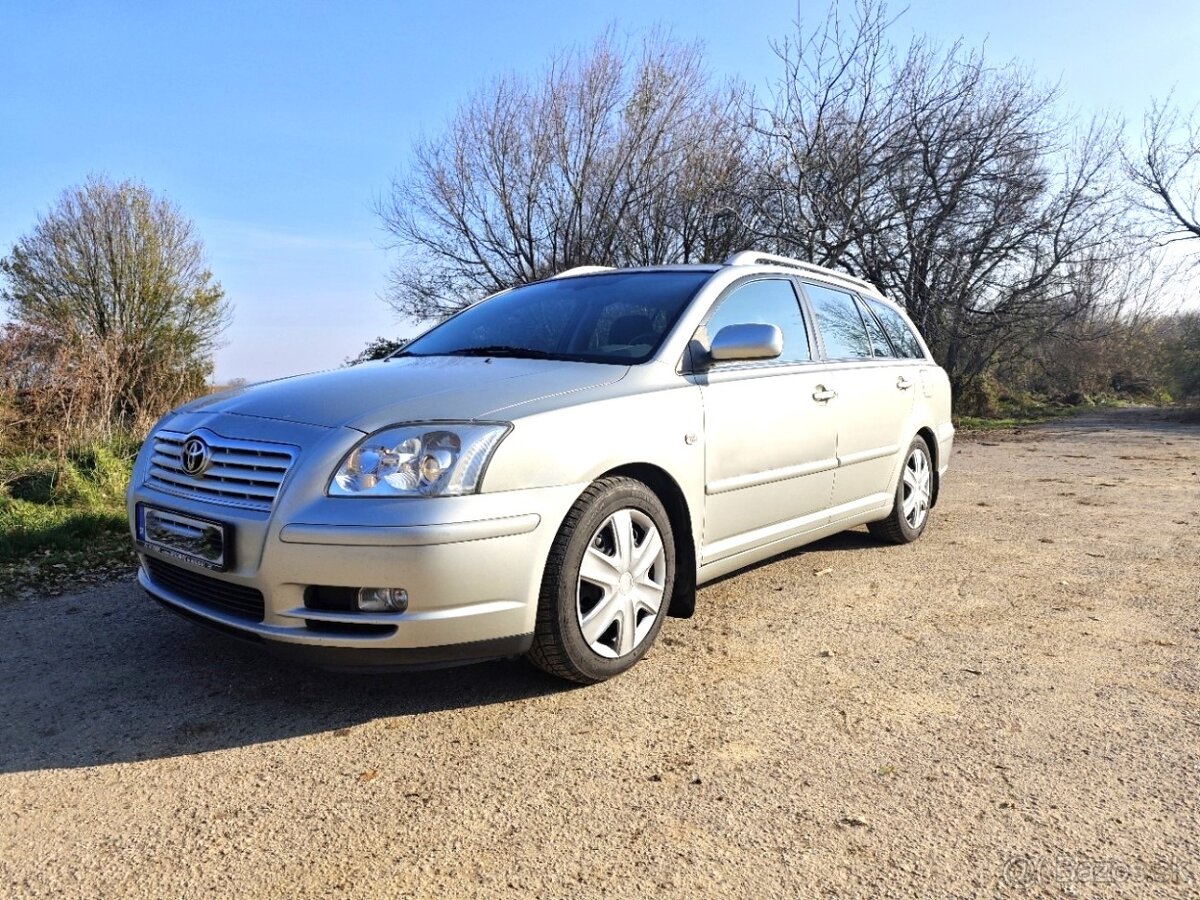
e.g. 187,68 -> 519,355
804,283 -> 872,360
865,298 -> 926,359
856,297 -> 896,358
702,278 -> 811,364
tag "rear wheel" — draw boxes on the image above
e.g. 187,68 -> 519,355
528,476 -> 675,684
868,436 -> 933,544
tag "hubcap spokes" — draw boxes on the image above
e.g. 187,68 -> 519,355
577,509 -> 666,658
901,447 -> 932,530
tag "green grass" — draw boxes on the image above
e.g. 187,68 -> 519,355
953,393 -> 1175,432
954,408 -> 1077,431
0,442 -> 138,599
953,393 -> 1123,432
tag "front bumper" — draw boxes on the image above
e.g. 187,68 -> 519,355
130,423 -> 585,667
145,590 -> 535,670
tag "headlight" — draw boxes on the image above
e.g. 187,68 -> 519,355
328,423 -> 510,497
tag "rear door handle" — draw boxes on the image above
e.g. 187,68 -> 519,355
896,376 -> 913,390
812,387 -> 837,402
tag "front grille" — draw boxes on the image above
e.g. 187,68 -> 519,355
144,557 -> 265,622
145,430 -> 296,512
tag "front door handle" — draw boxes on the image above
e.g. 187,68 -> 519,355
896,376 -> 913,390
812,387 -> 837,402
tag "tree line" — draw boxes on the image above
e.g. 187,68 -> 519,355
3,1 -> 1199,458
377,3 -> 1200,409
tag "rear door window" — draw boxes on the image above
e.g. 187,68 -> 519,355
864,298 -> 926,359
803,283 -> 872,360
856,297 -> 896,358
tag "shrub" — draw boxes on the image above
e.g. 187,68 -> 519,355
956,375 -> 1002,418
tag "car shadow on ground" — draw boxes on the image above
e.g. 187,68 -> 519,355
0,582 -> 570,775
4,531 -> 888,775
697,527 -> 887,591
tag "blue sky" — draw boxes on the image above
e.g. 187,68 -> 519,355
3,0 -> 1197,382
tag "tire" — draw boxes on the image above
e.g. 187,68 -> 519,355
528,476 -> 676,684
868,435 -> 934,545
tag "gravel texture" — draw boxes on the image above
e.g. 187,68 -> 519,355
2,408 -> 1197,899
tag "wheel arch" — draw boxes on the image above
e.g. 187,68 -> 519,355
915,425 -> 940,507
600,462 -> 697,619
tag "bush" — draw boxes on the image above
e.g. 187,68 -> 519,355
0,440 -> 137,593
1,177 -> 228,452
956,375 -> 1002,418
0,453 -> 57,502
0,442 -> 135,509
54,442 -> 138,508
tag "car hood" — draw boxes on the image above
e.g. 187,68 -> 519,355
180,357 -> 628,432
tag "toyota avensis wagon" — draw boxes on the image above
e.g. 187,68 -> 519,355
128,251 -> 953,682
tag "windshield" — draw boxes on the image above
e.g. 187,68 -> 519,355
398,271 -> 714,364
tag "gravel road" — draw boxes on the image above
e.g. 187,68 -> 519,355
2,408 -> 1198,899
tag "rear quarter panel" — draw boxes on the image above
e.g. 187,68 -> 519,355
918,365 -> 955,476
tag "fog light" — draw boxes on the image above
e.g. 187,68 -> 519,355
357,587 -> 408,612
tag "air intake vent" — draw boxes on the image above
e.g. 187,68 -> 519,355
144,557 -> 265,622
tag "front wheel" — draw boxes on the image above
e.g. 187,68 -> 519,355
528,476 -> 675,684
868,436 -> 934,544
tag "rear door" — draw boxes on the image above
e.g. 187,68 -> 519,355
692,277 -> 839,563
800,282 -> 916,513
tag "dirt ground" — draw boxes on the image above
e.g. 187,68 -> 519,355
1,408 -> 1197,899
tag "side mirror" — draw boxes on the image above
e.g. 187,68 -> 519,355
708,323 -> 783,363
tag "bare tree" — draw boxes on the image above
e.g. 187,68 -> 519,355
997,251 -> 1182,401
753,1 -> 1135,396
378,7 -> 1156,407
1127,96 -> 1200,244
378,32 -> 752,321
344,336 -> 406,366
1,176 -> 229,444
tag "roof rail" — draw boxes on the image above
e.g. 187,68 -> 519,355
723,251 -> 878,295
552,265 -> 615,279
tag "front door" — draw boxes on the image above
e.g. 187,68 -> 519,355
693,277 -> 839,564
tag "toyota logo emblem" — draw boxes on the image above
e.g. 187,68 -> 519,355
181,436 -> 212,477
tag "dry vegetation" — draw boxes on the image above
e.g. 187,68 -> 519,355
0,177 -> 226,596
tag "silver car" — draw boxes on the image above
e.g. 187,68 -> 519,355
128,251 -> 953,682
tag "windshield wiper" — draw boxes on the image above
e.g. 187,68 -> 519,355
442,346 -> 560,359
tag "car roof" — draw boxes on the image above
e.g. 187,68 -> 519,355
552,252 -> 888,303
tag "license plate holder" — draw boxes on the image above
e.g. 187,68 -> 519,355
136,504 -> 231,571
